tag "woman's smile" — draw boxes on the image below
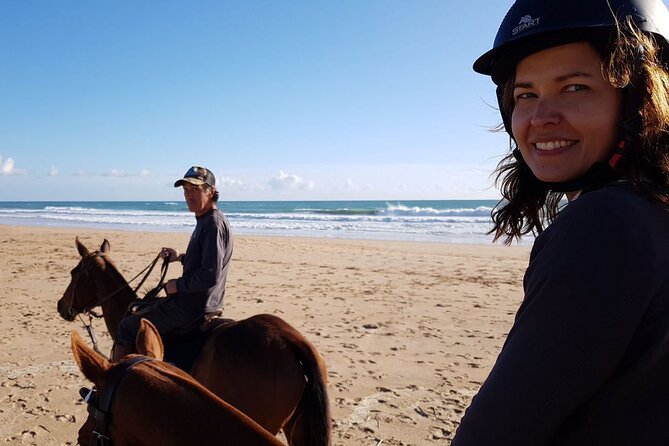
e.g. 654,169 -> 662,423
532,139 -> 577,152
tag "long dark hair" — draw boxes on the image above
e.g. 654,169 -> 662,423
490,18 -> 669,244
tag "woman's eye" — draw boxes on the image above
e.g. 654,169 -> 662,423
564,84 -> 587,93
514,91 -> 536,102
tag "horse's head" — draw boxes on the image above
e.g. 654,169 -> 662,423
72,319 -> 164,445
57,238 -> 111,321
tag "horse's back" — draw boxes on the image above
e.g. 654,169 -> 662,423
171,313 -> 330,445
161,317 -> 234,371
190,314 -> 309,435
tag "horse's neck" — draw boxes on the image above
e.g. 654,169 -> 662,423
124,367 -> 274,445
98,267 -> 136,339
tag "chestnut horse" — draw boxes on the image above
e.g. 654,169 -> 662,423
58,238 -> 330,446
72,319 -> 285,446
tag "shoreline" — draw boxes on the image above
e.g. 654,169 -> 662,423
0,222 -> 526,250
0,220 -> 525,247
0,224 -> 530,444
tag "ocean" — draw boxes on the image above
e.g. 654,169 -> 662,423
0,200 -> 512,245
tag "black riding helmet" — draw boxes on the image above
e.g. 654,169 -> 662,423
474,0 -> 669,192
475,0 -> 669,85
475,0 -> 669,136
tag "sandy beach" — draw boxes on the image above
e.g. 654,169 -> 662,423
0,224 -> 530,445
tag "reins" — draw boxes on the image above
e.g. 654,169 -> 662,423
137,255 -> 170,301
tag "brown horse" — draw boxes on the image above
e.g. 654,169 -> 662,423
58,238 -> 331,446
72,319 -> 285,446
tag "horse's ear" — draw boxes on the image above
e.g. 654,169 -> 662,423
71,330 -> 110,384
136,319 -> 164,360
76,237 -> 90,258
100,239 -> 110,254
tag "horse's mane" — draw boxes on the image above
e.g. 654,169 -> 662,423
109,356 -> 284,446
136,359 -> 220,403
92,251 -> 136,292
94,251 -> 165,298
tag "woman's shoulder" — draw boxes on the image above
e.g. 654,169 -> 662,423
561,182 -> 667,226
535,182 -> 669,257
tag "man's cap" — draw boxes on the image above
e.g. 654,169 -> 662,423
174,166 -> 216,188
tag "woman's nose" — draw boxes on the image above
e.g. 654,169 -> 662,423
530,98 -> 562,127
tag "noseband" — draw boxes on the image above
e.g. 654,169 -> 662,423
80,356 -> 155,446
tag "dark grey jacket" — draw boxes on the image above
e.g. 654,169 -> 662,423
175,208 -> 233,313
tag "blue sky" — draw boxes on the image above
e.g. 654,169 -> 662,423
1,1 -> 513,201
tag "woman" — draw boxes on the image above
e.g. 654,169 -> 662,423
452,0 -> 669,444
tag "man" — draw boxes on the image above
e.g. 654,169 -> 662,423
110,165 -> 233,362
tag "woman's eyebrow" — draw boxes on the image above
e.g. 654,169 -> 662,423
513,81 -> 532,89
513,71 -> 594,89
555,71 -> 593,82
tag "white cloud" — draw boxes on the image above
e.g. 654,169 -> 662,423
217,176 -> 248,191
0,156 -> 15,175
101,169 -> 151,178
336,178 -> 375,193
49,166 -> 59,176
267,170 -> 314,191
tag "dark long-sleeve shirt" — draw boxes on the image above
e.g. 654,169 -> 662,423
452,183 -> 669,445
175,208 -> 233,313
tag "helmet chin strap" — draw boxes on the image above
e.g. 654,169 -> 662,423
513,145 -> 624,194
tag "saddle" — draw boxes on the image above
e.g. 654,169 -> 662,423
162,313 -> 233,373
128,297 -> 233,372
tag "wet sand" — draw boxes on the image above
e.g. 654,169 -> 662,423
0,224 -> 530,445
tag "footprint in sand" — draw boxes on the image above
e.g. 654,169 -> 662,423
3,425 -> 52,445
54,413 -> 77,423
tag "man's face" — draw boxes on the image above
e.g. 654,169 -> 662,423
183,182 -> 214,216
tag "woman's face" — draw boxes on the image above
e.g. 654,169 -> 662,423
511,42 -> 622,184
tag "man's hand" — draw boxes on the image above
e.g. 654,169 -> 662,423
160,247 -> 180,262
165,279 -> 178,295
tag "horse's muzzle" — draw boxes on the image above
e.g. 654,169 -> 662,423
57,298 -> 77,321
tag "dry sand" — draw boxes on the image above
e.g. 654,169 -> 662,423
0,224 -> 530,445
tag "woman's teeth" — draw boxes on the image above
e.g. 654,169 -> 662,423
534,140 -> 575,151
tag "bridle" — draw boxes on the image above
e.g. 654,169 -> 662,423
64,252 -> 165,318
80,356 -> 155,446
63,252 -> 167,357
